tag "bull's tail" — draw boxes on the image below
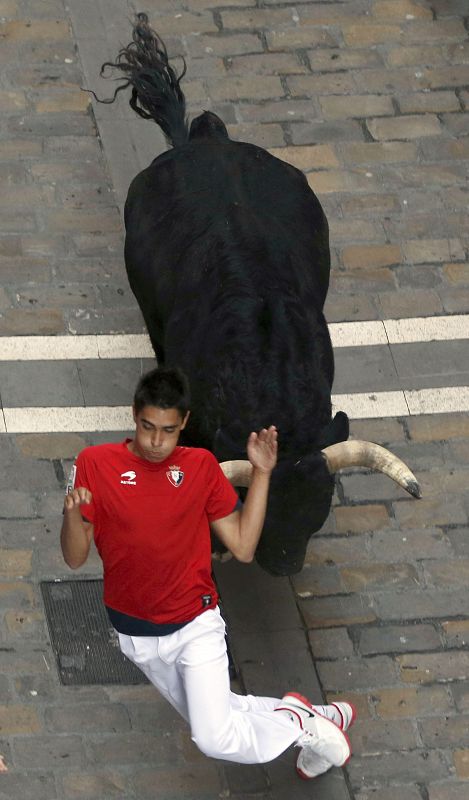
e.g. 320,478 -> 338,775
94,13 -> 189,148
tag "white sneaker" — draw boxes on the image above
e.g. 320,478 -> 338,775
275,692 -> 353,780
311,701 -> 356,731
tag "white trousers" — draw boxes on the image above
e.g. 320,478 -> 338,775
117,606 -> 301,763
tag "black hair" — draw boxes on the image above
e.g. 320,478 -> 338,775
133,366 -> 190,417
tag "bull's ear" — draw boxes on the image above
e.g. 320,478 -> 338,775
320,411 -> 349,448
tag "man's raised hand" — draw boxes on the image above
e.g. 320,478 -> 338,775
64,487 -> 92,513
247,425 -> 278,474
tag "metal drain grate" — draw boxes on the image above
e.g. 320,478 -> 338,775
41,579 -> 148,686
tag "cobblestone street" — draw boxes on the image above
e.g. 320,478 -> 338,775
0,0 -> 468,798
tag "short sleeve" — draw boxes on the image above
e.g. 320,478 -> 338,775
68,449 -> 96,524
205,453 -> 239,522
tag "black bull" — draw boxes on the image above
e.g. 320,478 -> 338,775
97,15 -> 408,576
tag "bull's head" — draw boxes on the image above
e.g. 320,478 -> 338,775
219,441 -> 421,576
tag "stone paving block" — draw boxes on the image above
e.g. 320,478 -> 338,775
291,563 -> 342,598
129,764 -> 221,799
340,563 -> 420,593
270,144 -> 339,171
327,294 -> 380,327
3,608 -> 47,641
0,773 -> 57,800
308,47 -> 383,72
0,360 -> 83,408
450,682 -> 469,714
358,623 -> 441,656
355,788 -> 423,800
320,95 -> 394,120
300,593 -> 377,629
86,733 -> 179,766
45,704 -> 130,734
60,770 -> 127,799
428,784 -> 469,800
305,534 -> 372,566
185,33 -> 263,58
340,141 -> 418,166
398,652 -> 469,684
344,22 -> 408,47
0,548 -> 32,577
227,51 -> 306,75
454,750 -> 469,779
371,0 -> 433,20
372,685 -> 453,719
349,718 -> 418,755
16,433 -> 87,460
0,518 -> 55,548
12,734 -> 85,769
125,699 -> 186,734
442,620 -> 469,649
373,588 -> 469,623
443,263 -> 469,285
237,99 -> 317,124
423,559 -> 469,589
393,497 -> 467,528
316,655 -> 400,692
368,115 -> 442,140
334,505 -> 391,535
340,473 -> 408,504
289,119 -> 364,145
0,308 -> 64,335
376,288 -> 444,319
308,627 -> 355,660
398,90 -> 461,114
0,703 -> 42,734
0,490 -> 36,518
419,716 -> 469,748
348,750 -> 450,790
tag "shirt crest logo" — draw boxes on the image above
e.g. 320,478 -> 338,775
121,470 -> 137,485
166,465 -> 184,487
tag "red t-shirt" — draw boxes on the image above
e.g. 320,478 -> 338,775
72,440 -> 238,624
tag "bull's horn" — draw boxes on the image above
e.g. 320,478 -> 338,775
321,440 -> 421,498
220,460 -> 252,487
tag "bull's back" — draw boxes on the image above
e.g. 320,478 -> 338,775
124,139 -> 330,318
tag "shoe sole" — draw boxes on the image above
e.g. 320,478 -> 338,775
296,750 -> 352,781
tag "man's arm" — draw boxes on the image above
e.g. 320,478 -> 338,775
210,426 -> 277,563
60,487 -> 94,569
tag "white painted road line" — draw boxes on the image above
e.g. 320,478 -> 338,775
0,315 -> 469,360
0,334 -> 153,361
329,321 -> 387,348
333,391 -> 410,420
384,315 -> 469,345
3,406 -> 134,433
406,386 -> 469,415
2,386 -> 469,432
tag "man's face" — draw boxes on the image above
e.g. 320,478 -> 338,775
131,405 -> 190,463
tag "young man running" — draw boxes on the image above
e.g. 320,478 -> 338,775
61,366 -> 354,779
